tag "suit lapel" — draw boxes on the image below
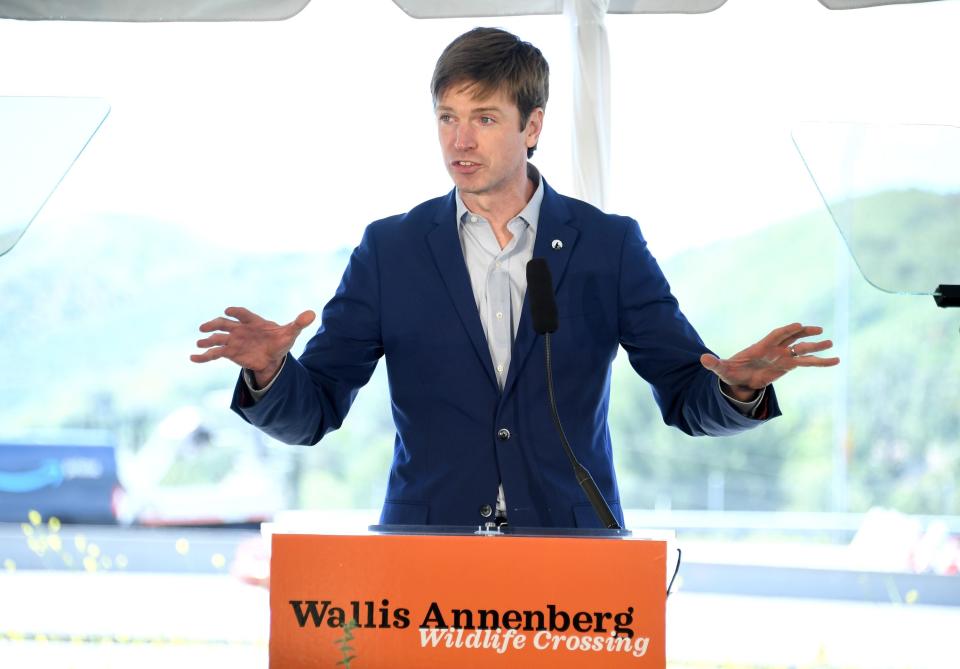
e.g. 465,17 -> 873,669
502,183 -> 579,400
426,190 -> 499,389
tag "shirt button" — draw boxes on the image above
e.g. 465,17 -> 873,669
470,215 -> 478,223
495,261 -> 502,268
496,311 -> 503,320
497,364 -> 504,374
497,428 -> 511,441
479,504 -> 493,518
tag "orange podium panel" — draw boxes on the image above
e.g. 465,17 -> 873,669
269,529 -> 667,668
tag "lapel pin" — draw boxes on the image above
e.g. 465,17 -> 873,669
551,239 -> 563,250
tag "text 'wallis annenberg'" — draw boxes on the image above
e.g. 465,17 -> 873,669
288,599 -> 652,659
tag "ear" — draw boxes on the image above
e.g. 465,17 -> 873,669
524,107 -> 544,150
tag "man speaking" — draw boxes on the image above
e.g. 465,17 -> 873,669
191,28 -> 838,528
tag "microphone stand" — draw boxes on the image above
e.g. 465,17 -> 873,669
544,332 -> 621,530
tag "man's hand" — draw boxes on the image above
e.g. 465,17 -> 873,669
700,323 -> 839,401
190,307 -> 316,387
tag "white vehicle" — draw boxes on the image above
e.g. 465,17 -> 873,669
117,397 -> 294,527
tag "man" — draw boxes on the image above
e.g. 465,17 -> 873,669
191,28 -> 838,528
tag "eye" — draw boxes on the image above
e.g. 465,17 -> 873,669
479,116 -> 495,125
438,113 -> 454,123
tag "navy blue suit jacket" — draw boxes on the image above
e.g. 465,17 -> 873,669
232,179 -> 779,528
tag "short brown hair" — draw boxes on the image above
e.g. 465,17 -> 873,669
431,27 -> 549,158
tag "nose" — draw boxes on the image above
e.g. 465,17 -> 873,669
454,124 -> 476,151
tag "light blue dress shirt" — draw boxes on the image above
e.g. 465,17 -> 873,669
455,170 -> 545,390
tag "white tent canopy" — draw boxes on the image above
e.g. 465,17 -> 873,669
0,0 -> 945,22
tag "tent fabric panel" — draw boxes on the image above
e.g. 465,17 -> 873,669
393,0 -> 728,18
393,0 -> 945,19
0,0 -> 310,22
818,0 -> 944,9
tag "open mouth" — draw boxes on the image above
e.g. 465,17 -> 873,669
451,160 -> 481,173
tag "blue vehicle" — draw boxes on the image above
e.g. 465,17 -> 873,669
0,431 -> 124,524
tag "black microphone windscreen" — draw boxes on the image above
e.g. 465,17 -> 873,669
526,258 -> 559,334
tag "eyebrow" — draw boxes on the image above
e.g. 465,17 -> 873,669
436,105 -> 504,115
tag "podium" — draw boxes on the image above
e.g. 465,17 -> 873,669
268,523 -> 670,668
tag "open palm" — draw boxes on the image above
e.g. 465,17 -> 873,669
700,323 -> 839,395
191,306 -> 316,385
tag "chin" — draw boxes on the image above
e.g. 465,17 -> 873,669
451,176 -> 487,195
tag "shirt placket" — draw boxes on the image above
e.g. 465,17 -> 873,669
487,257 -> 512,388
486,219 -> 526,389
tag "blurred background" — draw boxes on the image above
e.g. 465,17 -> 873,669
1,1 -> 958,667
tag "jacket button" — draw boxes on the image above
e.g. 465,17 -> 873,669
479,504 -> 493,518
497,428 -> 511,441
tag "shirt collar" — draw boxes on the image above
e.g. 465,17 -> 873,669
456,163 -> 544,233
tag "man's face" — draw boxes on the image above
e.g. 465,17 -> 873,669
436,83 -> 543,198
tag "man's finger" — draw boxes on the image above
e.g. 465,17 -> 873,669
196,334 -> 229,349
780,329 -> 828,348
795,356 -> 841,367
225,306 -> 257,323
791,340 -> 834,356
762,322 -> 802,346
699,353 -> 721,371
772,323 -> 823,347
291,310 -> 317,332
198,317 -> 238,334
190,348 -> 224,363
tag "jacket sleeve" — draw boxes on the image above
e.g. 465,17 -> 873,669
230,226 -> 384,445
616,218 -> 780,436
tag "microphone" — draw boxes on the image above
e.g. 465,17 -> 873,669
526,259 -> 558,335
525,259 -> 621,530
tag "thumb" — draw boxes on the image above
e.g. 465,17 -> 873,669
291,310 -> 316,332
700,353 -> 721,372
